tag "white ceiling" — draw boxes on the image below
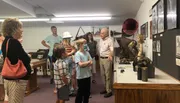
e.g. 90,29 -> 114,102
0,0 -> 142,25
0,0 -> 31,18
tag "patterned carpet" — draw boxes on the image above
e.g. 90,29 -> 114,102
23,73 -> 114,103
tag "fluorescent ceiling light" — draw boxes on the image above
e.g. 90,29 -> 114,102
51,17 -> 111,21
19,18 -> 49,22
0,18 -> 49,22
46,21 -> 64,24
56,14 -> 111,17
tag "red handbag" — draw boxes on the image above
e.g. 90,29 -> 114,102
1,39 -> 27,79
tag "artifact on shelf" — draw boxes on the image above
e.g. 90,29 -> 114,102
112,18 -> 139,64
142,67 -> 148,82
133,34 -> 155,82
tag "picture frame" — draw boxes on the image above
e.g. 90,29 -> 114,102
176,36 -> 180,58
152,4 -> 158,34
150,21 -> 153,39
167,0 -> 177,30
157,0 -> 164,33
176,36 -> 180,66
141,22 -> 148,40
153,41 -> 157,52
156,40 -> 161,53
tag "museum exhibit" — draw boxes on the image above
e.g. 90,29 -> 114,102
0,0 -> 180,103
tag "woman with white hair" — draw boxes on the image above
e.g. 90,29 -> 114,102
1,18 -> 31,103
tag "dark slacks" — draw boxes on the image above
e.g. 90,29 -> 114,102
75,77 -> 91,103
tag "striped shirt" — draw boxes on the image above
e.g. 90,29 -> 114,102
54,59 -> 70,89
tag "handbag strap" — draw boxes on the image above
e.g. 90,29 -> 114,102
5,39 -> 10,57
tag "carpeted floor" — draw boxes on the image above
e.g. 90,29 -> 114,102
24,73 -> 114,103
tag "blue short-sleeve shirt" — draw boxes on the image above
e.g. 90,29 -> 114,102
75,51 -> 92,79
44,35 -> 62,56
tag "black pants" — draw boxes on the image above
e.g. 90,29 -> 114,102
75,77 -> 91,103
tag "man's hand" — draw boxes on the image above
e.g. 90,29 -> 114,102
62,75 -> 68,85
108,55 -> 113,61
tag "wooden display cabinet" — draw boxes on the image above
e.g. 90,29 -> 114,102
113,60 -> 180,103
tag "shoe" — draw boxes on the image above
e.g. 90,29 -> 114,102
92,80 -> 96,84
100,90 -> 107,94
50,78 -> 54,84
104,92 -> 112,98
69,93 -> 76,97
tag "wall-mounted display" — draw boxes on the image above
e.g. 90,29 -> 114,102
176,36 -> 180,66
157,0 -> 164,33
153,41 -> 156,52
152,5 -> 158,34
156,40 -> 161,53
141,22 -> 148,40
150,21 -> 152,39
167,0 -> 177,30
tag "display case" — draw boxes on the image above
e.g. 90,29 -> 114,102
113,56 -> 180,103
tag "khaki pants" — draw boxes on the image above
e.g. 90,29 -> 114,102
4,80 -> 27,103
100,58 -> 112,93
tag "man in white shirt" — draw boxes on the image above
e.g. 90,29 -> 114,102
99,28 -> 113,98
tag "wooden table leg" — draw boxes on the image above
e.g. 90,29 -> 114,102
0,84 -> 4,101
25,68 -> 39,96
42,63 -> 48,76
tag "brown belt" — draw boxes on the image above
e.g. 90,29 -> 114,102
100,57 -> 108,59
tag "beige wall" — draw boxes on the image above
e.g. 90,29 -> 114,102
135,0 -> 158,60
21,25 -> 122,52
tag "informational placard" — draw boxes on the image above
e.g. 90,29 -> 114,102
156,40 -> 161,53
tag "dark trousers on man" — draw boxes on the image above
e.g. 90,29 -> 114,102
75,77 -> 91,103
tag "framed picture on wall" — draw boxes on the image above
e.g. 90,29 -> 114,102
167,0 -> 177,30
176,36 -> 180,57
176,36 -> 180,66
156,40 -> 161,53
157,0 -> 164,33
153,41 -> 157,52
141,22 -> 148,40
152,4 -> 158,34
150,21 -> 153,39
